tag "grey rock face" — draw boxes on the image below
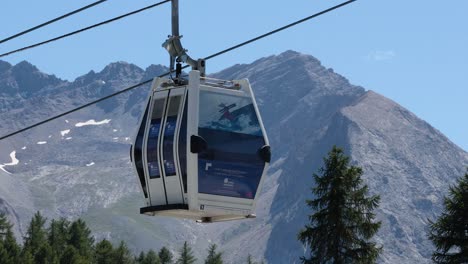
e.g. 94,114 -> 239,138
0,51 -> 466,263
339,91 -> 467,262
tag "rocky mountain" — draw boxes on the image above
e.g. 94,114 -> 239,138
0,51 -> 466,263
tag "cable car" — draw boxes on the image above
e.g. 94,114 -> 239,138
131,70 -> 270,222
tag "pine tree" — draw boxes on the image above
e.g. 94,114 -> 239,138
136,251 -> 146,264
298,146 -> 382,264
0,213 -> 10,239
48,218 -> 70,261
428,170 -> 468,263
2,228 -> 21,264
246,255 -> 255,264
68,219 -> 94,262
205,244 -> 223,264
176,241 -> 196,264
0,220 -> 7,264
35,243 -> 56,264
94,239 -> 114,264
159,246 -> 173,264
21,249 -> 35,264
0,243 -> 9,264
0,214 -> 21,264
112,241 -> 135,264
23,211 -> 49,261
143,249 -> 161,264
60,245 -> 87,264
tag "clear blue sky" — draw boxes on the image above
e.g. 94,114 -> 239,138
1,0 -> 467,151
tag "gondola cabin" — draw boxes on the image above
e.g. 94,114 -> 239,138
131,71 -> 270,222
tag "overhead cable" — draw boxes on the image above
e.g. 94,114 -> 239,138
0,0 -> 108,45
205,0 -> 357,60
0,79 -> 153,141
0,0 -> 171,58
0,0 -> 357,141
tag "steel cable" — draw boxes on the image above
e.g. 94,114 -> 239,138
0,0 -> 171,58
0,0 -> 357,141
0,0 -> 108,45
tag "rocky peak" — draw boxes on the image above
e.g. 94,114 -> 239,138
73,70 -> 98,86
98,61 -> 144,81
11,60 -> 38,72
142,64 -> 169,81
1,51 -> 467,264
0,60 -> 12,73
214,50 -> 363,99
0,60 -> 64,96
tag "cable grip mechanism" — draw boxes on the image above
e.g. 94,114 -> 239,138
162,35 -> 205,78
162,0 -> 205,80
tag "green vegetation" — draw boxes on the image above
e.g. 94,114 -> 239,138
298,146 -> 382,263
204,244 -> 223,264
3,146 -> 466,264
0,212 -> 268,264
428,170 -> 468,264
94,239 -> 114,264
159,246 -> 173,264
176,241 -> 196,264
0,212 -> 20,264
246,254 -> 264,264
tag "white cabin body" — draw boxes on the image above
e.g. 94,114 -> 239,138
131,70 -> 270,222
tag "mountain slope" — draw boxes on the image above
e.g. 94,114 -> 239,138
0,51 -> 466,263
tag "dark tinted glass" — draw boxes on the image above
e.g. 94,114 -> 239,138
162,96 -> 181,176
135,101 -> 150,198
147,98 -> 165,179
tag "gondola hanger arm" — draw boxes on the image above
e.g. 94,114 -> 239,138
162,0 -> 205,77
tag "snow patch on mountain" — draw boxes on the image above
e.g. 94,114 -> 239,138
61,129 -> 71,136
0,151 -> 19,174
1,51 -> 467,263
75,119 -> 111,127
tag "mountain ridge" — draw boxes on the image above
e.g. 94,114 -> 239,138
0,51 -> 467,263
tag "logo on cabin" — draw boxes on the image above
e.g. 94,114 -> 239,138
223,178 -> 234,187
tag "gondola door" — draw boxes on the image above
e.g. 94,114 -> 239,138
143,90 -> 168,207
143,86 -> 187,208
159,88 -> 186,205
